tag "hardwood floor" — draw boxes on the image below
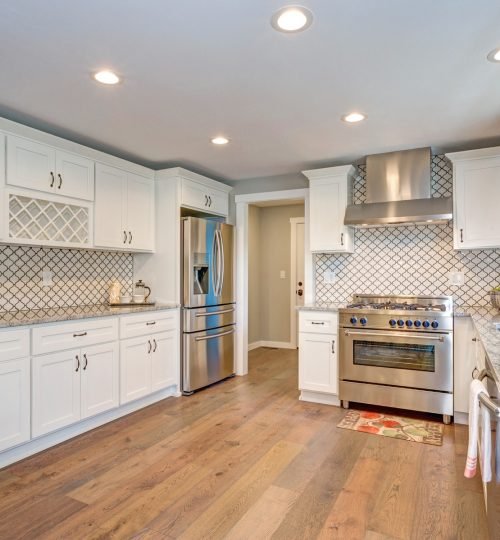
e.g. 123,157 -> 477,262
0,347 -> 488,539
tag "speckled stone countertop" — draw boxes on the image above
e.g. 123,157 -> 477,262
296,303 -> 346,312
0,303 -> 180,328
455,306 -> 500,386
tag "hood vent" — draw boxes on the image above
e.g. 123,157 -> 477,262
344,147 -> 452,227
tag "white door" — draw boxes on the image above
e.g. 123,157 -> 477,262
151,330 -> 177,392
120,336 -> 152,404
94,163 -> 127,249
454,159 -> 500,249
32,349 -> 81,437
81,342 -> 119,419
55,150 -> 95,201
0,357 -> 30,451
6,135 -> 56,194
298,332 -> 337,394
291,218 -> 305,347
126,173 -> 154,251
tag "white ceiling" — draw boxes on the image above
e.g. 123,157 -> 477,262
1,0 -> 500,183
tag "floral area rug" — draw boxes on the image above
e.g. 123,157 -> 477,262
337,410 -> 444,446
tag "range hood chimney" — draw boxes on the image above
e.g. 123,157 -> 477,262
344,147 -> 452,227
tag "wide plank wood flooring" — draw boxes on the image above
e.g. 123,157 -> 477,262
0,347 -> 488,539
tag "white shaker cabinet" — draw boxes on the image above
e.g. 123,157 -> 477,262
453,316 -> 476,419
94,163 -> 154,252
181,177 -> 229,217
151,329 -> 177,392
303,165 -> 355,253
32,348 -> 81,437
6,135 -> 94,201
298,311 -> 339,405
447,147 -> 500,249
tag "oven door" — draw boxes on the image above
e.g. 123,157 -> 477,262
340,329 -> 453,392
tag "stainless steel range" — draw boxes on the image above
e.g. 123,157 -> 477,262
338,294 -> 454,424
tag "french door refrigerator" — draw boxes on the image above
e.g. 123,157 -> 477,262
181,217 -> 235,394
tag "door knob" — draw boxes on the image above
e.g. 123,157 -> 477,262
297,289 -> 303,296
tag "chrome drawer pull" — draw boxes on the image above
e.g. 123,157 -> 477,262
311,321 -> 325,325
195,328 -> 235,342
146,321 -> 156,326
73,332 -> 87,337
195,308 -> 234,317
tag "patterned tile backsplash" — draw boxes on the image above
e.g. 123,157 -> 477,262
0,245 -> 133,312
315,156 -> 500,307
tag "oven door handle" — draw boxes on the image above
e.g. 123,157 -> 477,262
343,330 -> 445,342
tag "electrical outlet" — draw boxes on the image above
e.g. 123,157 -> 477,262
42,270 -> 54,287
448,271 -> 464,286
280,270 -> 286,279
323,270 -> 336,284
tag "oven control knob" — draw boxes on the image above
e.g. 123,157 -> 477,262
406,320 -> 413,327
360,317 -> 368,325
431,320 -> 439,329
389,319 -> 397,327
414,320 -> 422,328
397,319 -> 405,327
423,320 -> 430,328
350,317 -> 358,325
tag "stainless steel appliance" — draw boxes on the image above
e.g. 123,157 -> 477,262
182,217 -> 235,394
339,294 -> 454,423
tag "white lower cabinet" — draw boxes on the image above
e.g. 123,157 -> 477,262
81,342 -> 119,419
120,330 -> 177,404
32,348 -> 81,437
299,332 -> 338,394
0,356 -> 30,452
298,311 -> 339,404
32,343 -> 119,437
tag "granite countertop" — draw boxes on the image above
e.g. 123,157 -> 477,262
297,302 -> 346,312
455,306 -> 500,386
0,302 -> 180,328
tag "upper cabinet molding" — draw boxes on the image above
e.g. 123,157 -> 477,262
157,167 -> 233,192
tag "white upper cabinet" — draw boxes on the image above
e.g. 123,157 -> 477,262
447,147 -> 500,250
94,163 -> 154,252
181,177 -> 229,217
303,165 -> 355,253
6,135 -> 94,201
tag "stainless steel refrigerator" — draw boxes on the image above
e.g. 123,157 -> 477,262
181,217 -> 235,394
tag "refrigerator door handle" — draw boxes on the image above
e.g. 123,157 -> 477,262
218,229 -> 225,296
211,229 -> 218,295
195,328 -> 235,341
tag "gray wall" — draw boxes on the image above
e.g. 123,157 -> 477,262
230,173 -> 307,196
249,203 -> 305,345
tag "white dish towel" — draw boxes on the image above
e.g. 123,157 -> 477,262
464,379 -> 492,482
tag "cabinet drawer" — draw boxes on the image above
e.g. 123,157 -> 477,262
120,309 -> 178,339
32,317 -> 119,355
299,311 -> 338,334
0,328 -> 30,361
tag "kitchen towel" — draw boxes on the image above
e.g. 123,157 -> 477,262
464,379 -> 492,482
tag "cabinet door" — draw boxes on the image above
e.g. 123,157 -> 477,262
206,188 -> 228,216
0,357 -> 30,451
181,178 -> 210,212
6,135 -> 56,194
299,332 -> 338,394
120,336 -> 151,404
151,330 -> 177,392
454,159 -> 500,249
309,179 -> 353,252
94,163 -> 127,249
81,342 -> 119,419
453,317 -> 476,414
32,349 -> 81,437
126,173 -> 154,251
55,150 -> 95,201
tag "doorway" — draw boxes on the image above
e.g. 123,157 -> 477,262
235,189 -> 313,376
290,217 -> 305,348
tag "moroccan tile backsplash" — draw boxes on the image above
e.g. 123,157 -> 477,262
315,155 -> 500,307
0,245 -> 133,312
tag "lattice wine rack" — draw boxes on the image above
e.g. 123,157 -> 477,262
9,194 -> 90,245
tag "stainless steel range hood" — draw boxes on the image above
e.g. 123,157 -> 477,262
344,147 -> 452,227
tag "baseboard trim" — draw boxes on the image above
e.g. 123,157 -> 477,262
299,390 -> 340,407
248,340 -> 296,351
0,385 -> 179,469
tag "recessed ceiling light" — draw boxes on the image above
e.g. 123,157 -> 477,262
271,6 -> 313,33
487,47 -> 500,63
341,112 -> 366,123
94,70 -> 120,85
211,136 -> 229,145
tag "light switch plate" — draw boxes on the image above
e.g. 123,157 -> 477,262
280,270 -> 286,279
42,270 -> 54,287
448,271 -> 464,286
323,270 -> 336,284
